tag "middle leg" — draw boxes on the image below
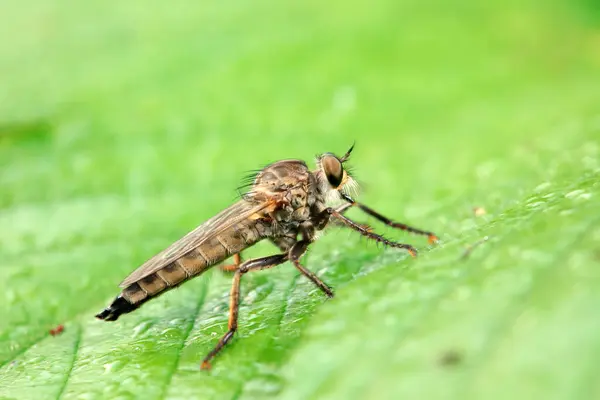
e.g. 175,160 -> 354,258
289,240 -> 334,298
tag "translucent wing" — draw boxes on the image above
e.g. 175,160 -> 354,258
119,199 -> 272,287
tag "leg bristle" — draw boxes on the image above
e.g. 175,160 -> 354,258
95,296 -> 137,322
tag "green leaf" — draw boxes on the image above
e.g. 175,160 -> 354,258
1,1 -> 599,399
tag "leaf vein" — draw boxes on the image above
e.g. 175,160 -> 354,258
56,323 -> 82,400
159,281 -> 209,400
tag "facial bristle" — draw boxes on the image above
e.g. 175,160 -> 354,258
342,176 -> 360,198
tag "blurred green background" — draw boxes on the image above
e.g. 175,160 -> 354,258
1,0 -> 599,399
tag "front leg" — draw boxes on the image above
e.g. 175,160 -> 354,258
327,203 -> 373,231
311,205 -> 336,231
327,207 -> 418,257
340,193 -> 438,244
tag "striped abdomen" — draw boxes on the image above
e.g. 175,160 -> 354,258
96,219 -> 269,321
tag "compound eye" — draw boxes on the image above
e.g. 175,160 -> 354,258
322,155 -> 343,188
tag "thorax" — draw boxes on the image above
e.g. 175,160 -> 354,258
251,159 -> 327,236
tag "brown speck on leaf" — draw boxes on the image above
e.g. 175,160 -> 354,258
461,236 -> 490,260
473,207 -> 486,217
49,324 -> 65,336
438,349 -> 462,366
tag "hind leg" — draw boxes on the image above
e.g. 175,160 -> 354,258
220,253 -> 242,272
201,253 -> 288,370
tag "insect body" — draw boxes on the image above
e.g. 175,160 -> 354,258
96,146 -> 438,369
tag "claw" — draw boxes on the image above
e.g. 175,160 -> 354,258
200,360 -> 211,370
408,248 -> 418,258
428,234 -> 439,245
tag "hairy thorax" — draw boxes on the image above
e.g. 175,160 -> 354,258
250,159 -> 328,248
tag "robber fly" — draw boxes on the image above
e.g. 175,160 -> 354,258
96,145 -> 438,369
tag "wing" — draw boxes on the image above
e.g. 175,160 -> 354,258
119,199 -> 272,287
